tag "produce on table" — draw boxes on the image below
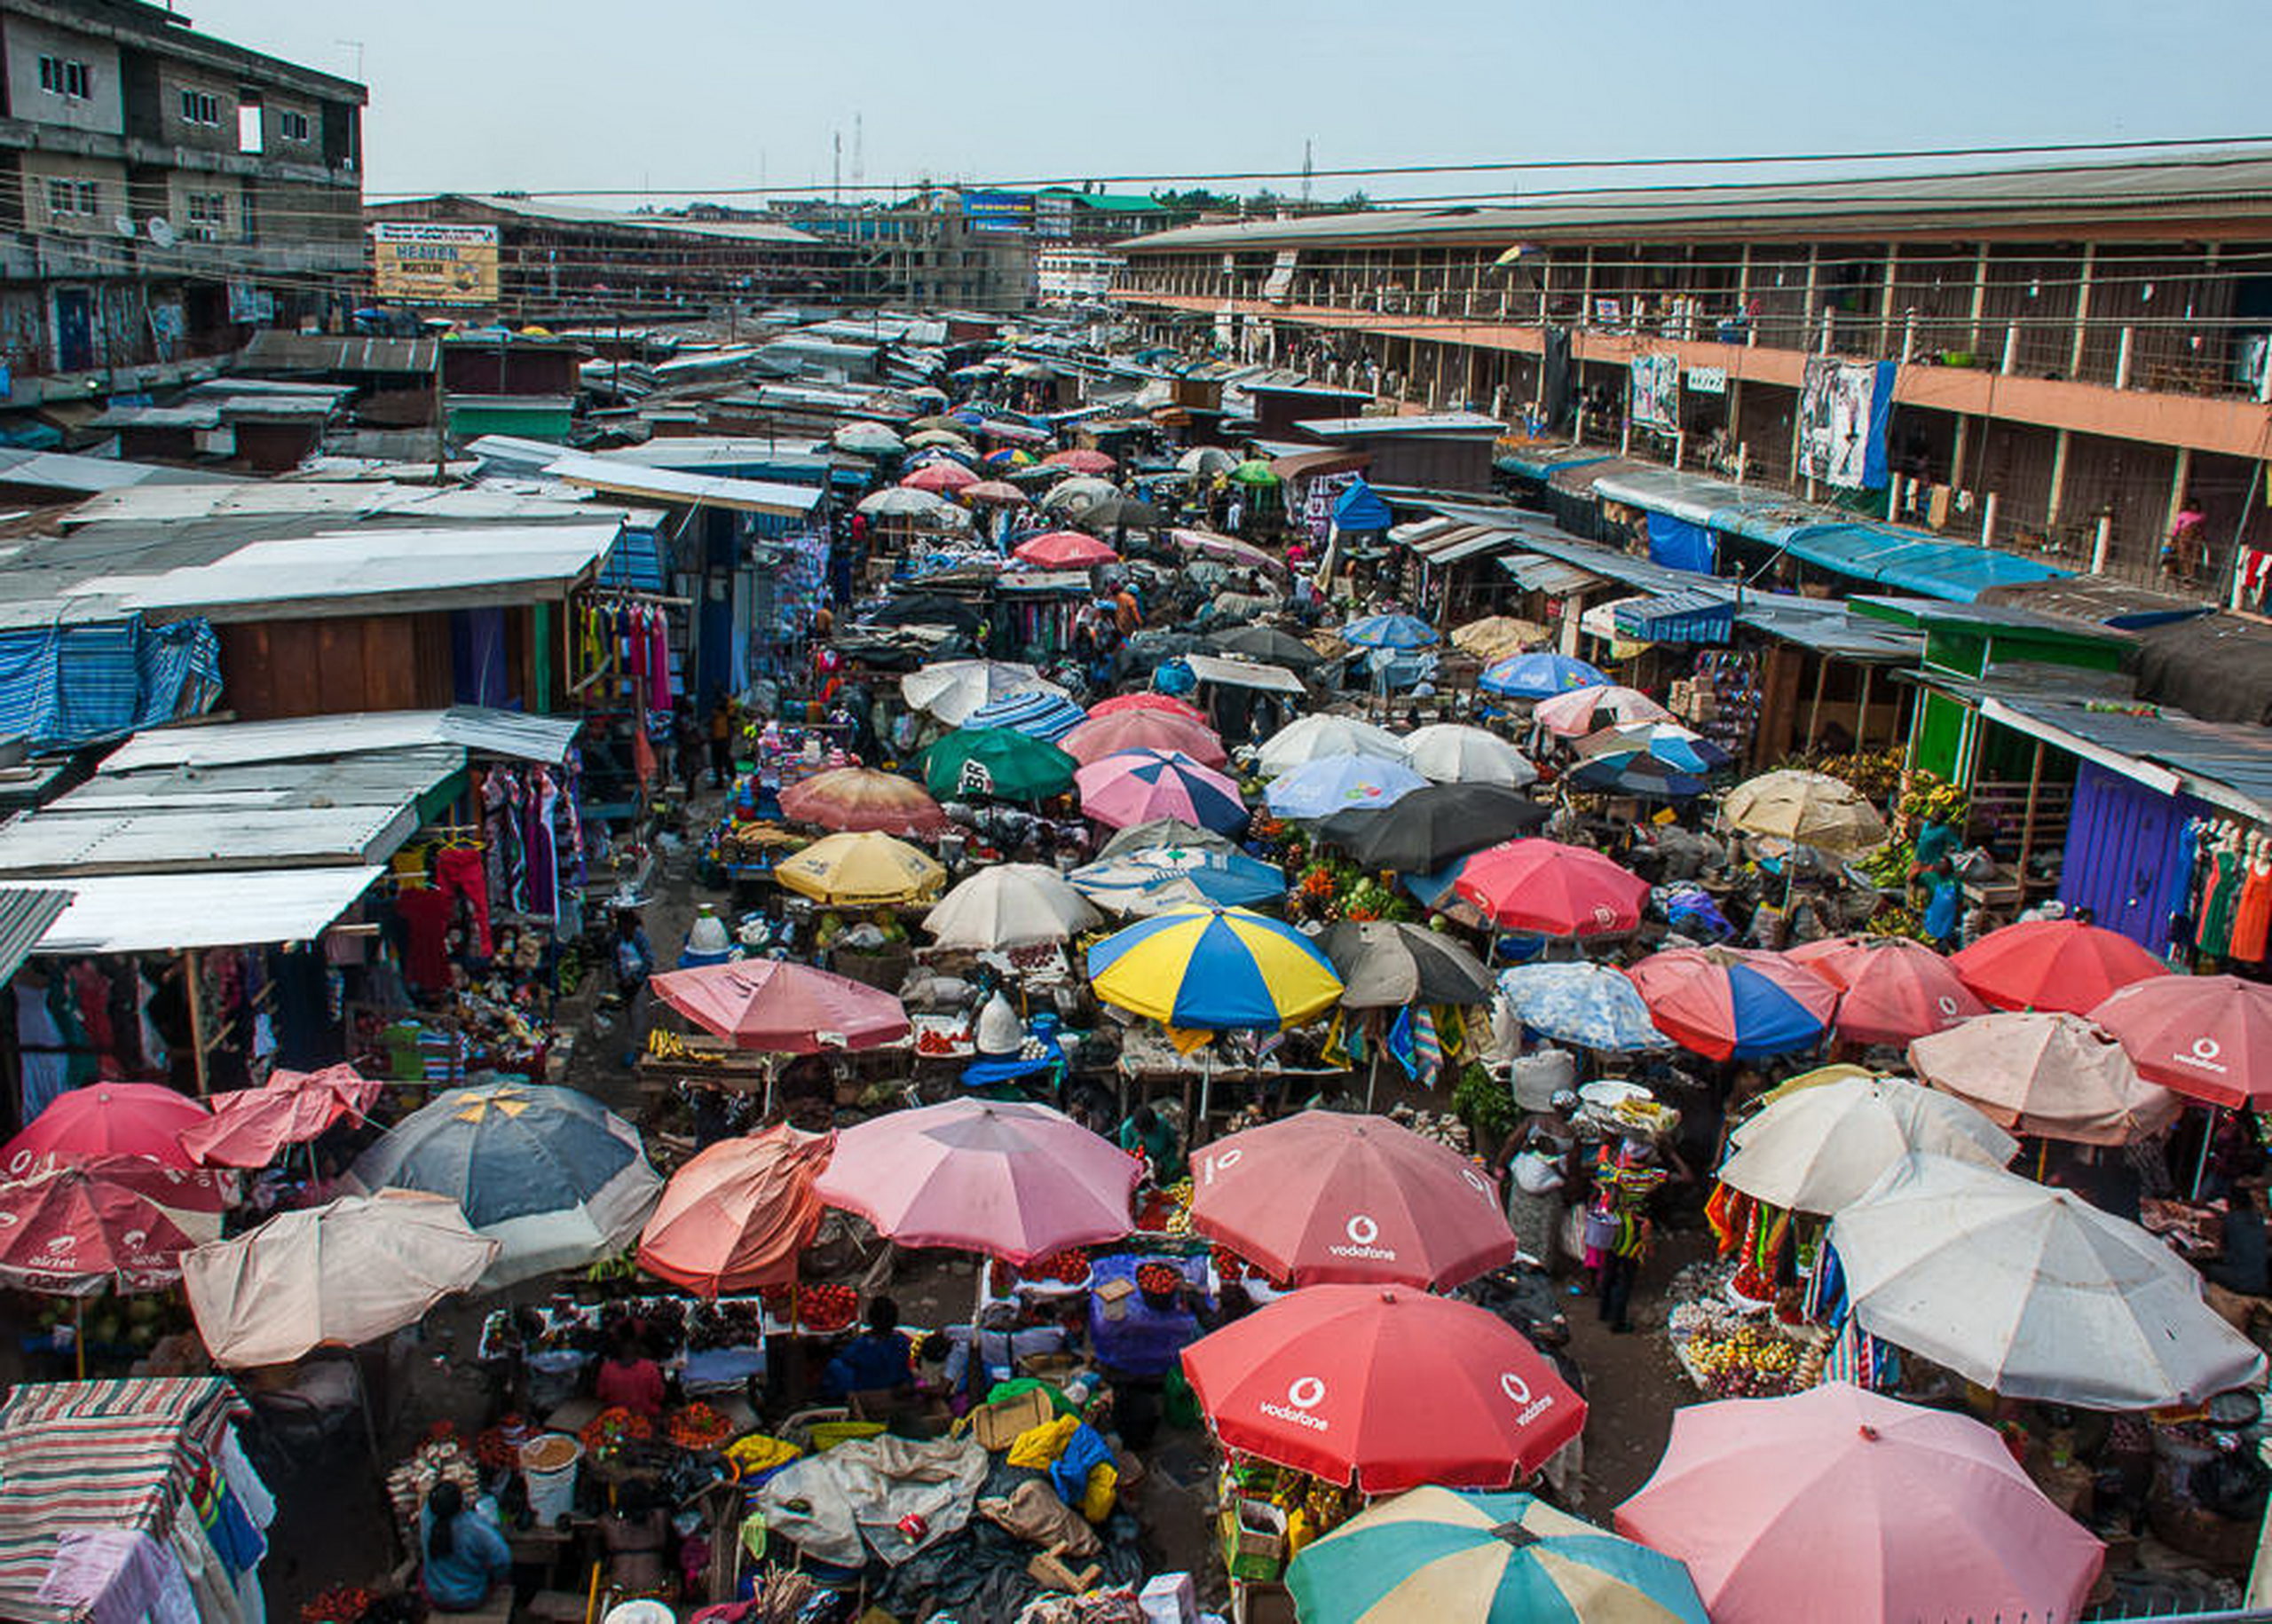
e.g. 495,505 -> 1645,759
300,1585 -> 376,1624
667,1401 -> 734,1451
799,1281 -> 859,1331
580,1406 -> 653,1457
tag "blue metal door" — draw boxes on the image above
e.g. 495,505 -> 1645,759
2057,761 -> 2200,950
53,289 -> 91,373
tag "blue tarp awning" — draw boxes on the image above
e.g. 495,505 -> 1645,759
0,615 -> 222,750
1494,448 -> 1614,482
1615,589 -> 1735,645
1334,477 -> 1393,531
1645,512 -> 1716,575
595,524 -> 667,592
1784,524 -> 2068,602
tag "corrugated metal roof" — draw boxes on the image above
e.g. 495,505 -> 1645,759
58,482 -> 615,529
37,865 -> 384,953
102,707 -> 581,770
0,887 -> 70,982
1499,552 -> 1603,594
1294,412 -> 1506,438
240,330 -> 440,374
0,450 -> 240,494
55,745 -> 463,814
543,453 -> 822,516
1734,601 -> 1925,662
0,800 -> 418,877
374,193 -> 821,246
1787,526 -> 2068,601
1949,685 -> 2272,822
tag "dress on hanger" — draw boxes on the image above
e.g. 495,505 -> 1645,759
2229,858 -> 2272,965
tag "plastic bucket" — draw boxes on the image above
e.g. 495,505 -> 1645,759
519,1432 -> 583,1523
603,1604 -> 674,1624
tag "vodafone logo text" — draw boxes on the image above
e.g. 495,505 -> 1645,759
1258,1376 -> 1331,1432
1327,1212 -> 1398,1261
2170,1036 -> 2229,1076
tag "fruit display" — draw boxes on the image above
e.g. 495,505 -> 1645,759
799,1282 -> 859,1332
475,1414 -> 534,1470
300,1585 -> 376,1623
1159,1178 -> 1196,1237
645,1029 -> 725,1065
667,1402 -> 734,1451
1281,855 -> 1417,926
1023,1249 -> 1092,1286
1679,1320 -> 1803,1397
384,1436 -> 478,1525
580,1406 -> 653,1458
915,1021 -> 972,1057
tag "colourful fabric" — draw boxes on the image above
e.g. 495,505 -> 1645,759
2231,864 -> 2272,964
433,847 -> 492,958
1590,1146 -> 1668,1260
393,888 -> 454,992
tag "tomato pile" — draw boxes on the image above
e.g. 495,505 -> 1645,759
800,1282 -> 859,1331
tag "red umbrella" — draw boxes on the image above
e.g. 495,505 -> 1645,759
1951,918 -> 2170,1014
3,1082 -> 208,1178
1089,692 -> 1208,723
2091,974 -> 2272,1108
1061,708 -> 1228,768
1014,531 -> 1119,569
1180,1285 -> 1585,1491
1629,948 -> 1840,1061
651,959 -> 910,1053
178,1066 -> 375,1170
1451,840 -> 1647,937
1045,447 -> 1116,475
1788,935 -> 1987,1046
0,1163 -> 194,1296
902,461 -> 977,495
636,1125 -> 834,1297
777,767 -> 952,839
1189,1110 -> 1516,1289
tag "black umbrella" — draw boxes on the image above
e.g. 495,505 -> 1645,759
1317,920 -> 1495,1009
1080,494 -> 1164,532
1207,624 -> 1321,670
1322,783 -> 1550,873
864,594 -> 986,634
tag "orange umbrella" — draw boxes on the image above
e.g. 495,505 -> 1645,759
636,1125 -> 833,1296
1061,708 -> 1228,768
180,1064 -> 383,1168
777,767 -> 952,839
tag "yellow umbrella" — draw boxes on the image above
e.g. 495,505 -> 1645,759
774,830 -> 946,906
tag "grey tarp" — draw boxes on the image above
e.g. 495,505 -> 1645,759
757,1434 -> 989,1567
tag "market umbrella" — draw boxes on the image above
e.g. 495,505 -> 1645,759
1087,691 -> 1209,724
1076,748 -> 1248,833
1495,962 -> 1672,1053
1906,1009 -> 2181,1145
1341,612 -> 1439,651
1827,1154 -> 2264,1408
923,863 -> 1101,950
1451,615 -> 1548,663
961,689 -> 1089,743
773,830 -> 947,907
183,1189 -> 498,1368
1566,751 -> 1709,801
1326,782 -> 1550,873
1178,445 -> 1237,477
1172,526 -> 1289,579
1192,1110 -> 1514,1289
1039,475 -> 1118,512
1570,721 -> 1730,790
1720,769 -> 1889,856
901,460 -> 977,494
1096,816 -> 1235,859
1088,904 -> 1343,1032
635,1126 -> 833,1297
1264,752 -> 1428,822
1627,947 -> 1838,1061
832,420 -> 904,456
907,414 -> 968,436
777,768 -> 952,840
1061,708 -> 1228,768
2091,973 -> 2272,1108
4,1082 -> 208,1177
1078,493 -> 1164,532
1319,921 -> 1494,1010
902,660 -> 1056,726
347,1082 -> 661,1288
178,1063 -> 384,1169
923,726 -> 1078,802
1014,530 -> 1120,569
864,590 -> 982,632
1045,447 -> 1116,475
1951,917 -> 2172,1014
1452,840 -> 1648,939
652,958 -> 911,1052
0,1163 -> 194,1296
1069,845 -> 1287,918
1290,1487 -> 1709,1624
815,1098 -> 1137,1265
1227,459 -> 1279,487
1256,714 -> 1407,777
960,478 -> 1027,506
1532,683 -> 1673,738
1716,1074 -> 2017,1214
1784,934 -> 1986,1046
985,447 -> 1039,469
1181,1285 -> 1584,1491
1614,1383 -> 2104,1624
1479,652 -> 1607,700
1206,624 -> 1323,671
1401,723 -> 1536,788
856,487 -> 945,519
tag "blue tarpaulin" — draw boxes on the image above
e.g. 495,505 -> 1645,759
0,616 -> 221,749
1645,512 -> 1716,575
1333,478 -> 1393,532
1784,524 -> 2067,601
595,523 -> 667,592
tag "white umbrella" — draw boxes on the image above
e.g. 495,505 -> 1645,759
900,660 -> 1060,727
923,863 -> 1100,950
183,1190 -> 498,1368
1828,1152 -> 2266,1409
1256,713 -> 1408,777
833,420 -> 904,456
1909,1010 -> 2182,1146
1040,476 -> 1119,513
1718,1074 -> 2017,1215
857,486 -> 950,518
1401,722 -> 1537,788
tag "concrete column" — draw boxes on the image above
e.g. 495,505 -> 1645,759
1801,245 -> 1819,351
2047,427 -> 2072,530
1876,246 -> 1900,358
2069,243 -> 2095,379
1968,242 -> 1991,351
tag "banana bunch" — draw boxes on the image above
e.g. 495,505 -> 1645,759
645,1029 -> 724,1065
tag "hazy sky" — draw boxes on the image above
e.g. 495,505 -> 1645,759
183,0 -> 2272,204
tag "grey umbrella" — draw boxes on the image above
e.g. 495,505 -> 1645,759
1098,817 -> 1237,861
1207,624 -> 1322,670
1317,920 -> 1495,1009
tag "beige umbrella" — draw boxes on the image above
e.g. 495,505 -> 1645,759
1451,615 -> 1548,662
183,1189 -> 498,1368
1721,769 -> 1889,856
923,863 -> 1100,950
1908,1010 -> 2183,1146
774,830 -> 947,907
1719,1073 -> 2018,1214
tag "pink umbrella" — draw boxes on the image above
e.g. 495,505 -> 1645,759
1951,918 -> 2170,1013
1450,840 -> 1648,938
1532,683 -> 1673,739
1061,708 -> 1228,768
1787,934 -> 1987,1046
1014,531 -> 1120,569
1089,692 -> 1209,724
813,1097 -> 1138,1265
1045,447 -> 1116,476
1908,1009 -> 2181,1145
4,1082 -> 208,1177
651,959 -> 911,1053
902,461 -> 977,495
180,1064 -> 384,1168
1616,1383 -> 2102,1624
1075,748 -> 1249,833
2091,974 -> 2272,1108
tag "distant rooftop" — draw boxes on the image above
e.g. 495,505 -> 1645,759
369,194 -> 822,247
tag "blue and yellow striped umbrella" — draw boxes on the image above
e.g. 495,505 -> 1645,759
1086,904 -> 1341,1030
1288,1487 -> 1708,1624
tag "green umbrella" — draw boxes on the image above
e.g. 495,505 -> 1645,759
922,727 -> 1077,803
1229,460 -> 1281,487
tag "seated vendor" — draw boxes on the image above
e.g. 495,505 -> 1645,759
823,1296 -> 915,1399
1116,1104 -> 1186,1185
595,1326 -> 667,1420
421,1480 -> 511,1612
1092,1263 -> 1203,1451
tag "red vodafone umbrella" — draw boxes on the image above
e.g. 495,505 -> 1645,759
2091,974 -> 2272,1108
1788,935 -> 1987,1046
1190,1110 -> 1516,1289
1180,1285 -> 1585,1491
179,1064 -> 383,1169
1451,840 -> 1647,937
651,959 -> 910,1053
1044,447 -> 1116,475
1951,918 -> 2169,1014
1014,530 -> 1120,569
637,1125 -> 834,1297
1089,692 -> 1208,724
0,1163 -> 194,1296
3,1082 -> 208,1178
1061,708 -> 1228,768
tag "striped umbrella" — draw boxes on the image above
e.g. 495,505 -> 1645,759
1076,748 -> 1249,833
1088,905 -> 1342,1031
1479,651 -> 1608,699
963,688 -> 1089,743
1628,947 -> 1838,1061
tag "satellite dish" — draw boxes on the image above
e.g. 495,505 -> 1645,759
112,215 -> 135,239
146,216 -> 175,247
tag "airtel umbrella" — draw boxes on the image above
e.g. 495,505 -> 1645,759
4,1082 -> 207,1177
1951,917 -> 2170,1013
0,1162 -> 197,1376
1181,1285 -> 1584,1492
1786,934 -> 1985,1046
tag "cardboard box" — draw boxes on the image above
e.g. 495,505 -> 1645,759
1219,1498 -> 1288,1582
1094,1276 -> 1136,1320
1139,1572 -> 1197,1624
971,1385 -> 1055,1451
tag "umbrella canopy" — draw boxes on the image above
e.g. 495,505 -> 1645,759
985,446 -> 1039,469
1078,493 -> 1164,532
1088,691 -> 1209,724
962,689 -> 1088,743
1401,723 -> 1536,788
1828,1154 -> 2264,1408
1451,616 -> 1547,663
1061,708 -> 1227,768
1069,845 -> 1287,918
777,767 -> 951,840
1178,445 -> 1237,477
1326,782 -> 1549,873
1566,751 -> 1709,801
5,1082 -> 207,1177
1172,526 -> 1289,578
1088,904 -> 1342,1031
1784,934 -> 1986,1045
1534,684 -> 1675,737
1628,947 -> 1838,1060
1496,962 -> 1671,1052
865,591 -> 982,632
1342,612 -> 1439,650
1039,475 -> 1119,512
652,958 -> 911,1052
348,1082 -> 660,1287
1045,447 -> 1116,475
1265,752 -> 1429,822
1717,1075 -> 2017,1214
1207,624 -> 1323,671
1320,921 -> 1495,1009
1077,748 -> 1248,833
832,420 -> 904,456
856,486 -> 946,518
1452,840 -> 1648,938
1256,714 -> 1408,778
635,1126 -> 833,1297
1181,1285 -> 1584,1491
901,460 -> 977,494
2091,973 -> 2272,1108
924,863 -> 1101,950
961,478 -> 1027,506
923,727 -> 1078,802
1572,721 -> 1729,781
1907,1009 -> 2181,1144
1097,816 -> 1235,859
0,1163 -> 193,1295
902,660 -> 1055,726
1479,652 -> 1607,699
1614,1383 -> 2104,1624
1720,769 -> 1889,855
773,830 -> 946,908
183,1190 -> 497,1367
1192,1110 -> 1515,1288
1952,917 -> 2172,1013
1014,530 -> 1120,569
179,1064 -> 383,1169
1227,459 -> 1280,486
1290,1488 -> 1708,1624
814,1098 -> 1137,1265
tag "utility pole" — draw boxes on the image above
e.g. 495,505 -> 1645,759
1301,138 -> 1314,206
832,130 -> 842,204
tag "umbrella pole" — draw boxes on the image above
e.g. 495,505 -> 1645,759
183,948 -> 210,1097
2193,1106 -> 2221,1201
1199,1045 -> 1214,1146
74,1298 -> 83,1381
